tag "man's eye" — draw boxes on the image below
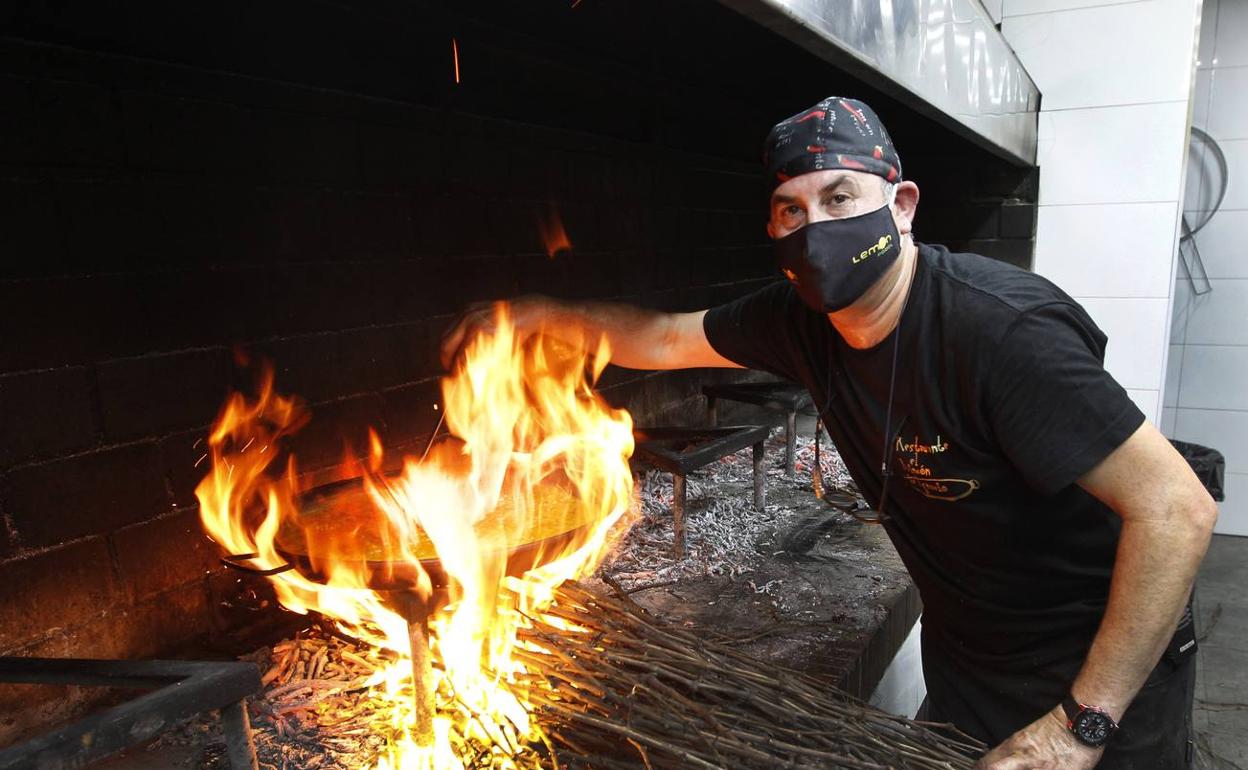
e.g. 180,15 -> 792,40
785,205 -> 802,216
831,194 -> 851,205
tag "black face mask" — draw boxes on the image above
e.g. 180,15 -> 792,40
774,204 -> 902,313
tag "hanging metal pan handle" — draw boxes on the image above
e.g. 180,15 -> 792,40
220,552 -> 296,576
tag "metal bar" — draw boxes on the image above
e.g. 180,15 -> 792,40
0,659 -> 261,770
672,473 -> 687,558
393,592 -> 437,749
784,411 -> 797,478
706,396 -> 718,427
752,441 -> 766,511
221,700 -> 259,770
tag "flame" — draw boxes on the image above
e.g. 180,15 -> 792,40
537,203 -> 572,258
197,304 -> 634,768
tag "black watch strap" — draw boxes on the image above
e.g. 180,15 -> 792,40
1061,695 -> 1120,748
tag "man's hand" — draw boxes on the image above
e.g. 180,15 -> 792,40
440,295 -> 562,370
975,706 -> 1102,770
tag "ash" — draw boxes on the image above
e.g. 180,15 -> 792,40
600,429 -> 858,591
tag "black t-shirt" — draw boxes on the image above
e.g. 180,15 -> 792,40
704,243 -> 1145,671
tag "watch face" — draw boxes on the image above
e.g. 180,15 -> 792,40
1073,710 -> 1113,746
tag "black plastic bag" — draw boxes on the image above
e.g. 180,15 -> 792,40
1170,440 -> 1225,502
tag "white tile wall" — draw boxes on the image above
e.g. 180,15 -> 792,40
1125,388 -> 1161,424
1183,138 -> 1247,213
1174,407 -> 1248,474
1192,66 -> 1248,140
981,0 -> 1005,24
1001,1 -> 1196,111
1177,345 -> 1248,411
1165,343 -> 1184,406
1212,0 -> 1248,68
1198,0 -> 1220,64
1215,472 -> 1248,536
1037,102 -> 1190,206
1189,210 -> 1248,279
1032,203 -> 1178,297
1171,278 -> 1192,343
1078,297 -> 1170,390
1180,279 -> 1248,345
1003,0 -> 1149,18
1161,406 -> 1178,436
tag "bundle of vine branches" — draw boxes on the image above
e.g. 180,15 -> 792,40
510,581 -> 985,770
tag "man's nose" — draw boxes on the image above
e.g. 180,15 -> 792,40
805,204 -> 834,225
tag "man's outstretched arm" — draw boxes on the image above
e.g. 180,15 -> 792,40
977,422 -> 1217,770
440,295 -> 742,371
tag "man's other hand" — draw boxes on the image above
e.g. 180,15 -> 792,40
440,295 -> 561,370
975,706 -> 1103,770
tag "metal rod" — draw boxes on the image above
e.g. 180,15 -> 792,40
393,592 -> 437,748
672,473 -> 687,558
752,441 -> 766,511
221,700 -> 259,770
784,411 -> 797,478
706,397 -> 718,427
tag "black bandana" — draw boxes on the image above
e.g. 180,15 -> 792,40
763,97 -> 902,193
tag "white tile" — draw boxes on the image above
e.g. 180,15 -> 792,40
1203,66 -> 1248,140
1126,388 -> 1160,423
1217,139 -> 1248,210
1198,0 -> 1220,66
981,0 -> 1005,24
1002,1 -> 1197,111
1038,102 -> 1189,206
1033,202 -> 1178,297
1161,406 -> 1178,436
1182,279 -> 1248,345
1077,297 -> 1170,390
1190,209 -> 1248,279
1214,472 -> 1248,536
1004,0 -> 1147,17
1182,131 -> 1235,211
1191,68 -> 1212,130
1178,345 -> 1248,410
1165,344 -> 1185,406
1174,407 -> 1248,474
1172,278 -> 1193,343
1212,0 -> 1248,67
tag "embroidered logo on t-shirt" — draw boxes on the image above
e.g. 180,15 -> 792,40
897,433 -> 981,502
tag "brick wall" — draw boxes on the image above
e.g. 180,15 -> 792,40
0,0 -> 1036,742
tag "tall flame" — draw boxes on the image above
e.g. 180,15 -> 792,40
197,304 -> 634,768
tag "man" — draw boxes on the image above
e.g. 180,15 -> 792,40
442,97 -> 1217,769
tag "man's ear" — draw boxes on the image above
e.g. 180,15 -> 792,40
766,219 -> 776,240
893,180 -> 920,237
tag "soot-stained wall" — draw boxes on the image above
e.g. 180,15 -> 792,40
0,0 -> 1036,741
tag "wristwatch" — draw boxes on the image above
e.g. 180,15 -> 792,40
1061,695 -> 1119,748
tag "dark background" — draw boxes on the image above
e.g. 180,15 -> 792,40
0,0 -> 1037,741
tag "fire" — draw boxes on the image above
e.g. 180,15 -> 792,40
196,304 -> 635,768
537,203 -> 572,258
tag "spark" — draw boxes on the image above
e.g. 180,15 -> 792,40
194,453 -> 209,468
241,437 -> 255,452
452,38 -> 461,84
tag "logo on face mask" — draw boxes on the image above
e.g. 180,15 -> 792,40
854,234 -> 893,264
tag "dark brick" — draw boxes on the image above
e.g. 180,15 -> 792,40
0,538 -> 119,652
323,191 -> 417,260
30,79 -> 124,168
233,187 -> 330,263
999,204 -> 1037,239
0,367 -> 98,469
380,379 -> 443,447
254,109 -> 360,185
359,124 -> 444,192
119,90 -> 256,175
55,179 -> 167,269
0,76 -> 38,165
4,443 -> 170,548
112,508 -> 219,601
96,348 -> 232,441
160,428 -> 213,509
287,393 -> 387,472
208,567 -> 286,644
0,179 -> 66,279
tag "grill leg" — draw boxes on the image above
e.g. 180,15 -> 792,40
784,411 -> 797,478
221,700 -> 259,770
752,440 -> 766,510
672,473 -> 687,558
706,396 -> 718,427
